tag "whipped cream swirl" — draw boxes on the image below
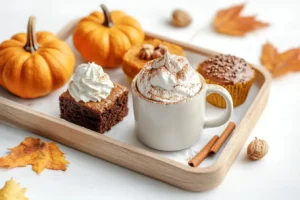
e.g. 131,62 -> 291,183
68,62 -> 114,103
136,52 -> 201,103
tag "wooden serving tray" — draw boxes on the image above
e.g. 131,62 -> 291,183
0,19 -> 271,192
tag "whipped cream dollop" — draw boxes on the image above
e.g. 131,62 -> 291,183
136,52 -> 201,103
68,62 -> 114,103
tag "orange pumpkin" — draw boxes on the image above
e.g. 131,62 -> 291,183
0,16 -> 75,99
73,4 -> 144,68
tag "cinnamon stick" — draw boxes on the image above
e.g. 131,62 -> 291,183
188,135 -> 219,167
210,122 -> 236,155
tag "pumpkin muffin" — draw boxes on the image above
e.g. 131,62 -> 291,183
197,54 -> 256,108
122,39 -> 185,81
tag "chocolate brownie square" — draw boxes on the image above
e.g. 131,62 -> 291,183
59,83 -> 128,133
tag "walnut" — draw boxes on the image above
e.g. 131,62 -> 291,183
152,45 -> 168,59
171,9 -> 192,27
247,137 -> 268,160
139,44 -> 154,60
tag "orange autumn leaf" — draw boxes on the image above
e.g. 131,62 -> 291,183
261,42 -> 279,71
261,42 -> 300,77
213,4 -> 269,36
0,137 -> 69,174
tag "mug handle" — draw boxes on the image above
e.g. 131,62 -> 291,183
204,84 -> 233,128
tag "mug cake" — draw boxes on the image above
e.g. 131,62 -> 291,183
131,51 -> 233,151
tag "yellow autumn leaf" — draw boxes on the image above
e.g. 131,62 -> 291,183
0,178 -> 28,200
0,137 -> 69,174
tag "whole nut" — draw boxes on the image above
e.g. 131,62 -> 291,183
142,44 -> 154,51
247,137 -> 268,160
152,45 -> 168,59
172,9 -> 192,27
139,44 -> 154,60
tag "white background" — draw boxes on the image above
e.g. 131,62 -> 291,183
1,0 -> 300,199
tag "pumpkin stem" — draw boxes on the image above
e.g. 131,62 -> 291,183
24,16 -> 39,52
100,4 -> 113,27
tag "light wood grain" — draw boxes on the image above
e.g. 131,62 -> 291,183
0,19 -> 272,192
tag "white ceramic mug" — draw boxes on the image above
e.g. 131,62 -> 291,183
131,74 -> 233,151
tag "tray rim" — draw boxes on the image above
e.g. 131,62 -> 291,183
0,19 -> 272,191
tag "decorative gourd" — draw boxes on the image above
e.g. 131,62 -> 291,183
73,4 -> 144,68
0,16 -> 75,99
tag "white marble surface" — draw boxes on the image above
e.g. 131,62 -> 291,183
1,0 -> 300,199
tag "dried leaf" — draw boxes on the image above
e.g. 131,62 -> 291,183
0,137 -> 69,174
213,4 -> 269,36
0,178 -> 28,200
261,42 -> 300,77
273,49 -> 300,77
261,42 -> 279,71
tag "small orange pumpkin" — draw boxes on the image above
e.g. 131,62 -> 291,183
73,4 -> 144,68
0,16 -> 75,99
